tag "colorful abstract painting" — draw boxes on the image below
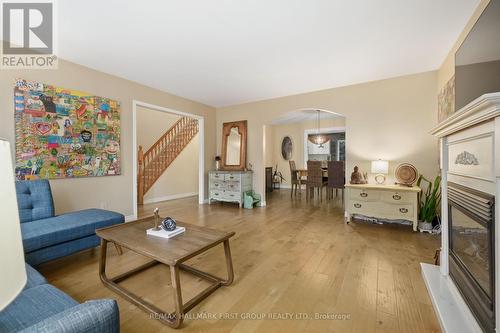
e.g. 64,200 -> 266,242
14,79 -> 121,180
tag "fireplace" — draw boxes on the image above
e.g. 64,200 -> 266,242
448,182 -> 495,333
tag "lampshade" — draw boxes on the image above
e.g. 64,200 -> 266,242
308,134 -> 329,146
307,110 -> 330,146
0,139 -> 26,310
371,160 -> 389,174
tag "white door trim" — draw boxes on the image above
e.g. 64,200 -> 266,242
303,127 -> 345,168
132,100 -> 205,221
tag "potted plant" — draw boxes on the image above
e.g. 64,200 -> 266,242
416,175 -> 441,232
215,156 -> 221,170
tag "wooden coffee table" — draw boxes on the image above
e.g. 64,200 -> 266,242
96,218 -> 235,328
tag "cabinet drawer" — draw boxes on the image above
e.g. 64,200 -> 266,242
350,201 -> 378,214
210,180 -> 226,190
390,204 -> 414,219
225,182 -> 240,192
209,172 -> 225,181
225,173 -> 241,181
210,190 -> 223,198
380,191 -> 414,203
222,191 -> 240,201
210,190 -> 240,201
349,189 -> 379,201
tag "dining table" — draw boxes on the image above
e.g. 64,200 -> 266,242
296,168 -> 328,179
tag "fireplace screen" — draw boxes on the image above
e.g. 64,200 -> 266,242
448,182 -> 495,332
450,205 -> 492,297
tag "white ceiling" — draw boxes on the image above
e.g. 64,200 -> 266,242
270,109 -> 341,125
58,0 -> 480,107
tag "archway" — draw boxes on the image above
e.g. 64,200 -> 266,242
263,108 -> 346,205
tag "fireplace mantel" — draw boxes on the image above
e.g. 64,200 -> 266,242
431,92 -> 500,138
424,93 -> 500,333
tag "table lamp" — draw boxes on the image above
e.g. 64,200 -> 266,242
0,139 -> 26,310
371,159 -> 389,184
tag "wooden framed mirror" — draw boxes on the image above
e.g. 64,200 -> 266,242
221,120 -> 247,170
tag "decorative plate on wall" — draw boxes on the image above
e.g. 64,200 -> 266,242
395,163 -> 418,186
281,136 -> 293,160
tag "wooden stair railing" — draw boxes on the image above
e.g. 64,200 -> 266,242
137,117 -> 199,204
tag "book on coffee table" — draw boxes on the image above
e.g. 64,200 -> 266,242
146,226 -> 185,239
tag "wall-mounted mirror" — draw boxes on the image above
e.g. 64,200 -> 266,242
221,120 -> 247,170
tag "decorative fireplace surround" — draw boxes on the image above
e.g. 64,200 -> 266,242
427,92 -> 500,333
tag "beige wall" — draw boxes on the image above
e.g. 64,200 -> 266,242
137,106 -> 180,151
270,118 -> 346,185
438,0 -> 491,90
263,125 -> 274,167
216,71 -> 439,202
0,59 -> 215,218
144,134 -> 199,203
136,106 -> 199,203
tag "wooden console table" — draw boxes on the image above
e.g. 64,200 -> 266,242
96,218 -> 235,328
345,184 -> 421,231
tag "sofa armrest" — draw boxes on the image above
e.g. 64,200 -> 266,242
18,299 -> 119,333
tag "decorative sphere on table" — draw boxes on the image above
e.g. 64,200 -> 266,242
161,217 -> 177,231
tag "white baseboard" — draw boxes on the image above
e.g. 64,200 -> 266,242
124,214 -> 136,222
143,192 -> 198,204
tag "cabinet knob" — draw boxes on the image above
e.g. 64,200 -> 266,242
360,192 -> 368,198
399,208 -> 408,213
393,194 -> 401,200
354,203 -> 362,208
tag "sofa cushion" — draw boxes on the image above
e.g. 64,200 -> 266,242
17,300 -> 119,333
0,284 -> 78,333
15,180 -> 55,223
24,264 -> 47,289
21,209 -> 124,253
25,234 -> 100,266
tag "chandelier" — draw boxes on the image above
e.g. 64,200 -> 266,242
308,110 -> 329,146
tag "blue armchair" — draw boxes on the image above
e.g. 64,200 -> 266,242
15,179 -> 124,266
0,264 -> 119,333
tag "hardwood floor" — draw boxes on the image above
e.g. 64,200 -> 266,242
38,189 -> 441,333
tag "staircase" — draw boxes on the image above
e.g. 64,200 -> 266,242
137,116 -> 199,204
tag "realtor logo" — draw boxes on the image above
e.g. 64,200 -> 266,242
1,0 -> 57,69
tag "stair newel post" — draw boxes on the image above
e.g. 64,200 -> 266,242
137,145 -> 144,205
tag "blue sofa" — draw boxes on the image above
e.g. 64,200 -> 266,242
0,264 -> 119,333
15,179 -> 125,266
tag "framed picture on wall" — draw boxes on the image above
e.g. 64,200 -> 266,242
281,136 -> 293,160
14,79 -> 121,180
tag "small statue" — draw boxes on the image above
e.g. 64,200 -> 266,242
350,166 -> 368,184
153,208 -> 161,231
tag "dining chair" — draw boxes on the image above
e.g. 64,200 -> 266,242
289,160 -> 306,197
327,161 -> 345,205
306,161 -> 327,202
